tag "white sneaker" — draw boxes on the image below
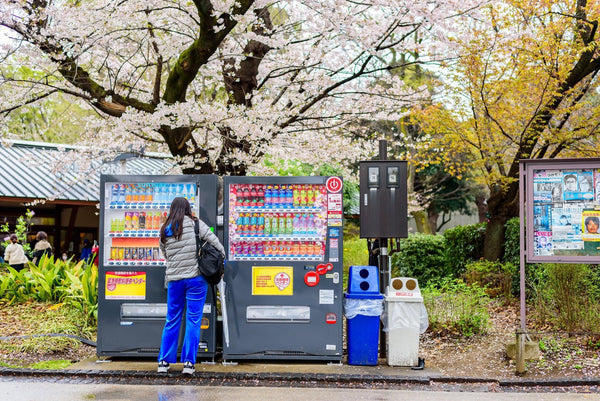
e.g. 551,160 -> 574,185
182,361 -> 195,375
157,361 -> 170,374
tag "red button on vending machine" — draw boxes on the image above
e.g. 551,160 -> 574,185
304,271 -> 319,286
316,263 -> 328,275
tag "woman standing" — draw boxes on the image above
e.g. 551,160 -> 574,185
32,231 -> 53,266
4,234 -> 29,269
157,197 -> 225,375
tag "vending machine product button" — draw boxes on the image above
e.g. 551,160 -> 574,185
304,271 -> 320,287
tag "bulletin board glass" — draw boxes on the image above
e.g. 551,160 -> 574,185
523,159 -> 600,263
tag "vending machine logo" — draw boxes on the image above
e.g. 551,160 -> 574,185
326,177 -> 343,193
274,272 -> 291,291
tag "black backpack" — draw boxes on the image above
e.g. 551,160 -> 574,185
194,220 -> 224,285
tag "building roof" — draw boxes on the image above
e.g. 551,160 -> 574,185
0,140 -> 176,203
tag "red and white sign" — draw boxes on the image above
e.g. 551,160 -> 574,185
274,272 -> 291,291
327,193 -> 343,211
326,177 -> 343,193
326,313 -> 337,324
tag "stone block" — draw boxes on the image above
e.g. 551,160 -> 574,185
506,341 -> 541,361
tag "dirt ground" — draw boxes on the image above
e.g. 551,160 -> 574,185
1,301 -> 599,379
420,300 -> 600,379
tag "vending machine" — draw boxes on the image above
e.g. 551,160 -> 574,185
97,174 -> 219,359
222,176 -> 344,361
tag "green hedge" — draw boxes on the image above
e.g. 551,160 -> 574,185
443,223 -> 486,277
391,234 -> 447,285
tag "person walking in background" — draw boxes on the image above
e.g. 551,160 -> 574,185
80,239 -> 93,262
32,231 -> 53,266
4,234 -> 29,270
157,197 -> 225,375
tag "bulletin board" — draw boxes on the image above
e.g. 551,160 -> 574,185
522,158 -> 600,263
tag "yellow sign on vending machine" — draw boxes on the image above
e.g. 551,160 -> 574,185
105,271 -> 146,300
252,266 -> 293,296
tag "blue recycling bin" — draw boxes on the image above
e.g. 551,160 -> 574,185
345,265 -> 383,366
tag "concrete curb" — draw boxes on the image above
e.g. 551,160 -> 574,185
1,367 -> 599,389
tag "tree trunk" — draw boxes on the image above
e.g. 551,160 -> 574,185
412,210 -> 432,234
483,181 -> 519,261
475,194 -> 488,223
427,208 -> 439,234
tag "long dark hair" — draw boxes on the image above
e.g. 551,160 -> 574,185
160,197 -> 197,243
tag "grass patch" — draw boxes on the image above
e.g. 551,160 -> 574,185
0,302 -> 95,356
29,359 -> 73,369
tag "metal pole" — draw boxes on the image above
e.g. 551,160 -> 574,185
519,163 -> 526,330
378,139 -> 388,359
379,140 -> 388,161
378,239 -> 388,359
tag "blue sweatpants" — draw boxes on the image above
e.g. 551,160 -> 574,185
158,275 -> 208,365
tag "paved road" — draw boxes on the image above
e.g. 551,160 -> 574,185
2,380 -> 600,401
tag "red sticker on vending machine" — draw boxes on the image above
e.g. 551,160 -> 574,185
325,313 -> 337,324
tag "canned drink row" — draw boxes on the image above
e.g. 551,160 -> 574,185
230,184 -> 326,209
109,246 -> 163,261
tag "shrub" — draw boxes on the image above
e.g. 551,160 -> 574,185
391,234 -> 446,286
463,259 -> 517,298
443,223 -> 486,277
423,278 -> 491,337
0,257 -> 98,326
528,263 -> 600,333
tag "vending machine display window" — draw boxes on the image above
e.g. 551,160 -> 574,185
103,181 -> 197,266
227,183 -> 328,261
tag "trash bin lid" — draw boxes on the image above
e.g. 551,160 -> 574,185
386,277 -> 422,300
344,292 -> 384,300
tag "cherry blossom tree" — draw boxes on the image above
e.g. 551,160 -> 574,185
0,0 -> 483,178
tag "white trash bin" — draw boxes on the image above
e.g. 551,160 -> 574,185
383,277 -> 428,367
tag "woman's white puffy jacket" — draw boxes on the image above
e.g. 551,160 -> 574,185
159,216 -> 225,283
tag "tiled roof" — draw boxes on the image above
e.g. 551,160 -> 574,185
0,140 -> 176,202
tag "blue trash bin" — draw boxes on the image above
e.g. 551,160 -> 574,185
345,265 -> 383,366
